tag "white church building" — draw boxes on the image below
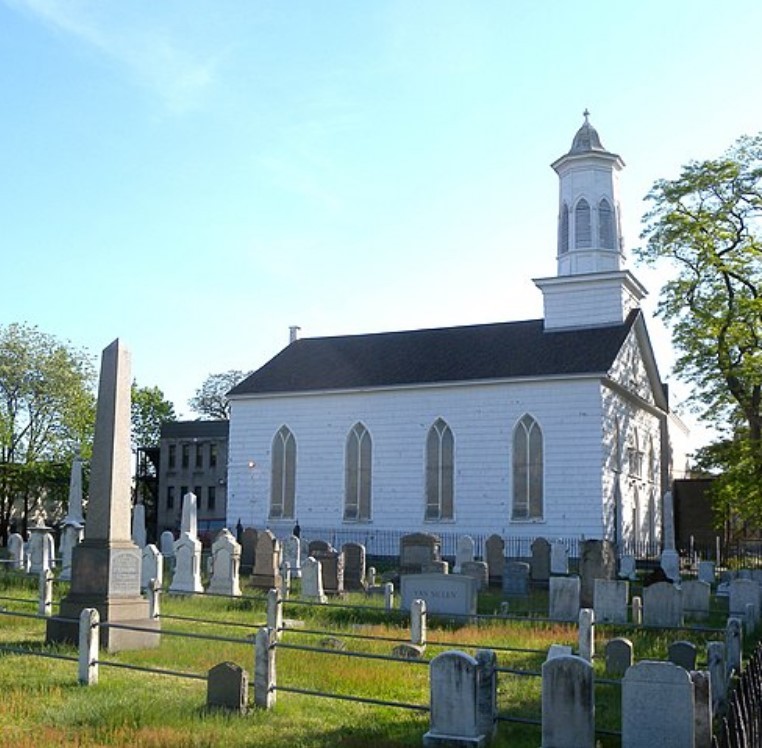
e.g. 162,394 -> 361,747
226,115 -> 686,552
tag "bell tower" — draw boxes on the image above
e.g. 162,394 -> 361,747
534,111 -> 646,330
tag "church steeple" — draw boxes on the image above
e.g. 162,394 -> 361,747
533,112 -> 646,331
551,110 -> 625,276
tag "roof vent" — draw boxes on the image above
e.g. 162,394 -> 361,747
289,326 -> 301,344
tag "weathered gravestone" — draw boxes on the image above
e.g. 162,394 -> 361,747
240,528 -> 257,574
660,549 -> 681,583
530,537 -> 551,583
28,520 -> 53,574
485,534 -> 504,584
301,556 -> 326,603
605,637 -> 633,676
160,530 -> 175,559
541,655 -> 595,748
726,617 -> 742,678
308,539 -> 331,556
682,580 -> 711,620
46,339 -> 160,651
454,535 -> 475,573
622,661 -> 695,747
729,578 -> 760,617
502,561 -> 530,596
643,582 -> 683,628
207,528 -> 242,597
207,661 -> 248,714
593,579 -> 629,624
549,576 -> 580,622
141,544 -> 162,592
59,454 -> 85,581
400,574 -> 477,617
707,641 -> 726,715
461,561 -> 489,591
579,539 -> 616,608
341,542 -> 366,591
7,533 -> 25,570
692,670 -> 712,748
400,532 -> 441,573
314,549 -> 344,595
697,560 -> 715,585
131,503 -> 147,549
618,554 -> 637,580
250,530 -> 281,590
283,535 -> 301,578
668,640 -> 697,671
423,651 -> 486,747
550,541 -> 568,575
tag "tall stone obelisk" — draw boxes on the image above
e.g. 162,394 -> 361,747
47,339 -> 161,651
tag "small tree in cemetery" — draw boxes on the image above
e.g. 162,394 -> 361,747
188,369 -> 250,420
637,133 -> 762,526
0,322 -> 96,541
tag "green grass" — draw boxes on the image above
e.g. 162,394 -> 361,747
0,571 -> 754,747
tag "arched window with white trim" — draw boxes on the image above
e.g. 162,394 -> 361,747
598,198 -> 615,248
512,414 -> 543,520
270,426 -> 296,519
425,418 -> 454,520
575,198 -> 591,248
345,423 -> 372,521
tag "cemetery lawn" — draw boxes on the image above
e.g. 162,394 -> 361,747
0,574 -> 739,747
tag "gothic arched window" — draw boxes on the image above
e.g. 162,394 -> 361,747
575,198 -> 592,248
425,418 -> 454,520
512,414 -> 543,520
270,426 -> 296,519
599,198 -> 615,248
345,423 -> 372,521
559,203 -> 570,254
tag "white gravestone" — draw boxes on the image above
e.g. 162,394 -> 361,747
207,529 -> 242,597
697,560 -> 715,585
424,651 -> 486,747
618,555 -> 637,580
729,578 -> 760,617
301,556 -> 326,603
682,580 -> 711,620
28,522 -> 52,574
169,493 -> 203,594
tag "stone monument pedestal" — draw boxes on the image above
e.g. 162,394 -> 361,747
46,540 -> 160,652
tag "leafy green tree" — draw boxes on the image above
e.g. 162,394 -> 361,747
637,133 -> 762,525
131,382 -> 176,449
0,323 -> 96,539
188,370 -> 250,420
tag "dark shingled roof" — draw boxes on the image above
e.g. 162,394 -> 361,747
229,310 -> 640,397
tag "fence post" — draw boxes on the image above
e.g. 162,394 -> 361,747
476,648 -> 497,740
148,578 -> 161,619
255,626 -> 276,709
384,582 -> 394,612
38,569 -> 53,617
411,598 -> 427,647
578,608 -> 594,662
267,588 -> 283,640
280,560 -> 291,600
78,607 -> 99,686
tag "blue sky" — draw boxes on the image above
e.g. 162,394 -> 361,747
2,1 -> 761,439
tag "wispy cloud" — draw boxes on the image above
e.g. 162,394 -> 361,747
4,0 -> 219,113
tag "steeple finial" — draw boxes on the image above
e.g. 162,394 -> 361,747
583,108 -> 590,122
